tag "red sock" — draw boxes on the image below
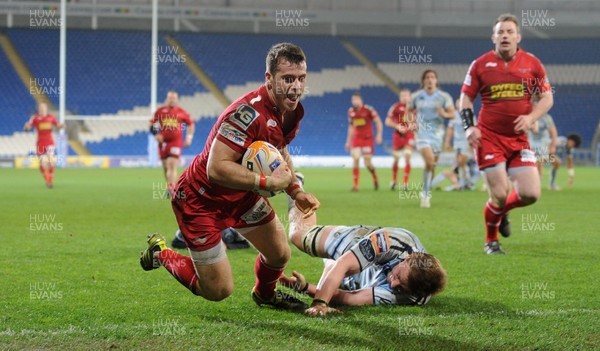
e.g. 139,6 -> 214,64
392,163 -> 399,183
254,254 -> 284,300
352,167 -> 359,188
40,165 -> 48,181
484,201 -> 503,243
48,165 -> 54,184
368,166 -> 378,183
403,163 -> 411,186
158,249 -> 198,293
503,190 -> 525,214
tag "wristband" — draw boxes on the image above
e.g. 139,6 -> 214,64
259,175 -> 268,190
568,168 -> 575,177
253,174 -> 260,191
311,298 -> 328,307
300,281 -> 309,293
286,183 -> 303,198
460,108 -> 475,131
149,123 -> 160,135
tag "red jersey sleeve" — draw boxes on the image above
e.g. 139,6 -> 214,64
368,105 -> 379,121
150,109 -> 160,124
386,104 -> 396,119
181,110 -> 193,126
216,104 -> 260,155
29,116 -> 38,128
534,60 -> 552,94
461,59 -> 481,99
49,115 -> 59,126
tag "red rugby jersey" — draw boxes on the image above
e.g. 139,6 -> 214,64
183,85 -> 304,202
461,49 -> 551,136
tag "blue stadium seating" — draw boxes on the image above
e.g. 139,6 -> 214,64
1,30 -> 598,156
175,32 -> 360,89
7,29 -> 207,116
0,46 -> 37,135
349,37 -> 600,64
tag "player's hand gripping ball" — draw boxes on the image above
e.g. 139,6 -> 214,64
242,140 -> 285,197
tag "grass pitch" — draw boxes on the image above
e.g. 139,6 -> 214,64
1,166 -> 599,350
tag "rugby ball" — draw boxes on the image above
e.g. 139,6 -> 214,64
242,140 -> 284,197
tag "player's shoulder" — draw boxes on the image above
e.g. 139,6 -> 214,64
469,50 -> 496,69
411,89 -> 425,99
520,49 -> 543,62
364,104 -> 378,113
222,86 -> 268,128
437,90 -> 452,99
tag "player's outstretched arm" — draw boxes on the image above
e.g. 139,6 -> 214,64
305,252 -> 361,316
207,139 -> 292,192
280,271 -> 373,306
23,121 -> 32,131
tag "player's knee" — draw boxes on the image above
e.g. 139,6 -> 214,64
264,247 -> 291,268
491,193 -> 507,207
198,284 -> 233,301
520,191 -> 540,206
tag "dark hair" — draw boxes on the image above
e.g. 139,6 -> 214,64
421,69 -> 439,88
567,133 -> 582,148
265,42 -> 306,76
352,91 -> 362,97
404,252 -> 447,298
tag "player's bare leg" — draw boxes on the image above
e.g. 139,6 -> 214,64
549,155 -> 561,190
420,147 -> 436,208
140,233 -> 234,301
391,153 -> 400,190
288,204 -> 318,249
40,153 -> 55,188
508,166 -> 540,207
163,157 -> 179,194
457,153 -> 470,189
241,217 -> 307,311
351,149 -> 360,191
364,155 -> 379,190
403,147 -> 412,190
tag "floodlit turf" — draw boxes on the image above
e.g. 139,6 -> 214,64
1,166 -> 599,350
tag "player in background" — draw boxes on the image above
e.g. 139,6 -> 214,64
149,90 -> 195,195
528,112 -> 559,189
409,70 -> 455,208
460,13 -> 554,254
444,98 -> 475,189
345,92 -> 383,191
140,43 -> 320,311
430,159 -> 481,192
23,102 -> 64,188
385,88 -> 414,190
280,188 -> 446,316
556,134 -> 582,188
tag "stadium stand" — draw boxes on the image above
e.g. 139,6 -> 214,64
0,30 -> 598,158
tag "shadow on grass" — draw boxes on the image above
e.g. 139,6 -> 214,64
198,296 -> 510,351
